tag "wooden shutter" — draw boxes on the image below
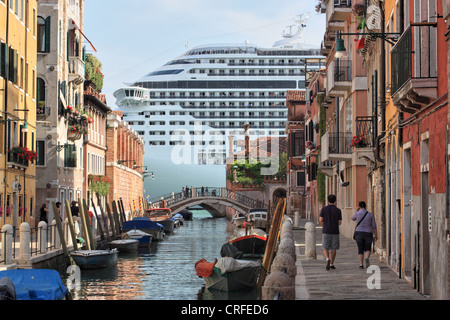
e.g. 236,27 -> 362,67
45,16 -> 51,53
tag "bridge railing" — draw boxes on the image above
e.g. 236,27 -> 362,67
147,187 -> 267,212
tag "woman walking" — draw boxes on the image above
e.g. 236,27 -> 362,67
351,201 -> 377,269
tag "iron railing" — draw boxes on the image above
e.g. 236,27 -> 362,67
355,116 -> 375,148
391,23 -> 438,95
327,132 -> 352,154
334,59 -> 352,82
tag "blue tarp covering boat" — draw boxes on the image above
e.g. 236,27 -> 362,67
0,269 -> 69,300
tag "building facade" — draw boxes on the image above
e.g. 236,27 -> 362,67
35,0 -> 85,222
0,0 -> 38,229
105,111 -> 145,216
319,0 -> 370,237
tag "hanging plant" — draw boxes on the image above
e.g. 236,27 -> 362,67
88,174 -> 110,196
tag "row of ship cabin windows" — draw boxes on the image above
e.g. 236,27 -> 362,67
189,69 -> 305,76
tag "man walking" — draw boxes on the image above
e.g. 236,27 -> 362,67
319,194 -> 342,270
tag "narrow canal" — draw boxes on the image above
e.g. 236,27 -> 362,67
65,209 -> 259,300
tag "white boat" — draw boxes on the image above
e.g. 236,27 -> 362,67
247,208 -> 268,231
231,212 -> 247,228
125,229 -> 153,247
108,239 -> 140,253
70,249 -> 118,269
113,14 -> 324,197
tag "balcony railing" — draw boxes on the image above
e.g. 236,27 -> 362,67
355,116 -> 375,148
68,56 -> 85,85
7,151 -> 29,167
326,0 -> 352,23
390,23 -> 438,108
321,132 -> 352,161
334,59 -> 352,82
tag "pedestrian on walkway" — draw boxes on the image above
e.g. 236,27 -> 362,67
351,201 -> 377,269
39,203 -> 49,224
319,194 -> 342,270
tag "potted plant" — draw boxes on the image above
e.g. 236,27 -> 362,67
350,135 -> 367,148
353,3 -> 365,16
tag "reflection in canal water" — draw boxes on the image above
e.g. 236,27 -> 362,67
66,210 -> 258,300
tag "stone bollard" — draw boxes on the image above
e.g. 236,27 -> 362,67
271,252 -> 297,279
19,222 -> 31,260
278,238 -> 296,261
305,222 -> 317,260
52,220 -> 60,249
38,221 -> 48,254
294,211 -> 299,228
1,224 -> 13,265
262,271 -> 295,300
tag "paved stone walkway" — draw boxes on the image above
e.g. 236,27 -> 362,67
293,220 -> 429,300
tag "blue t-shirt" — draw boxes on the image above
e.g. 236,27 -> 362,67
320,204 -> 342,234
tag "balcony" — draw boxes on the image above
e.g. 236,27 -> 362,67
326,0 -> 352,23
318,158 -> 334,177
68,56 -> 85,85
390,23 -> 438,113
7,151 -> 29,168
321,132 -> 352,162
326,59 -> 352,97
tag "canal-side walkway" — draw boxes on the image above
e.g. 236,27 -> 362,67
293,219 -> 429,300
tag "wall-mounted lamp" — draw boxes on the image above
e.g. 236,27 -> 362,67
143,171 -> 155,180
133,165 -> 149,174
335,31 -> 400,59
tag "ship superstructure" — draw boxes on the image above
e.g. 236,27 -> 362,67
114,15 -> 324,197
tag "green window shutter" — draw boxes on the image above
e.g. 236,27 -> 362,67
45,16 -> 51,53
0,42 -> 6,78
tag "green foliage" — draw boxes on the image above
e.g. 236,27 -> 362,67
85,54 -> 103,91
88,174 -> 110,196
317,172 -> 326,206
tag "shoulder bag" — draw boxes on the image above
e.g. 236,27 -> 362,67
353,210 -> 369,240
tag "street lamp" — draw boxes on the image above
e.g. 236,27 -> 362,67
133,165 -> 149,174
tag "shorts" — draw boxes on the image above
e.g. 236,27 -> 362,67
322,233 -> 340,250
354,231 -> 373,254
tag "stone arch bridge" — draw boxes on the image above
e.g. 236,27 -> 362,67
148,187 -> 267,218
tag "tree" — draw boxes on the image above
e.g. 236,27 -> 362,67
85,54 -> 103,91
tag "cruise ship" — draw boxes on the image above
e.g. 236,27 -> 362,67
114,15 -> 324,198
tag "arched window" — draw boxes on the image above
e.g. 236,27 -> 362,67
37,16 -> 50,53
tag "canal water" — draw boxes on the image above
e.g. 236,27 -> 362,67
65,209 -> 259,300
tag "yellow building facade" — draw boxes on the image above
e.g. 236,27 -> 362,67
0,0 -> 38,229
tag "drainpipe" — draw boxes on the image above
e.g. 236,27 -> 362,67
374,0 -> 387,250
375,0 -> 386,164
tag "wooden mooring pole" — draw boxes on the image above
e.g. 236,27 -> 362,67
258,198 -> 286,288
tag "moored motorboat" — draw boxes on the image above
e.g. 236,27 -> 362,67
108,239 -> 140,253
247,208 -> 268,231
195,257 -> 261,292
122,217 -> 165,241
0,269 -> 71,300
70,249 -> 118,269
231,212 -> 246,228
125,229 -> 153,247
230,228 -> 267,257
145,208 -> 175,234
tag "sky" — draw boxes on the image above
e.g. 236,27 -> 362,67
83,0 -> 326,107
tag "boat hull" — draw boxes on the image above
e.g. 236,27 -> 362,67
122,218 -> 165,241
108,240 -> 140,253
126,230 -> 153,246
70,249 -> 118,269
204,266 -> 261,292
231,235 -> 267,257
